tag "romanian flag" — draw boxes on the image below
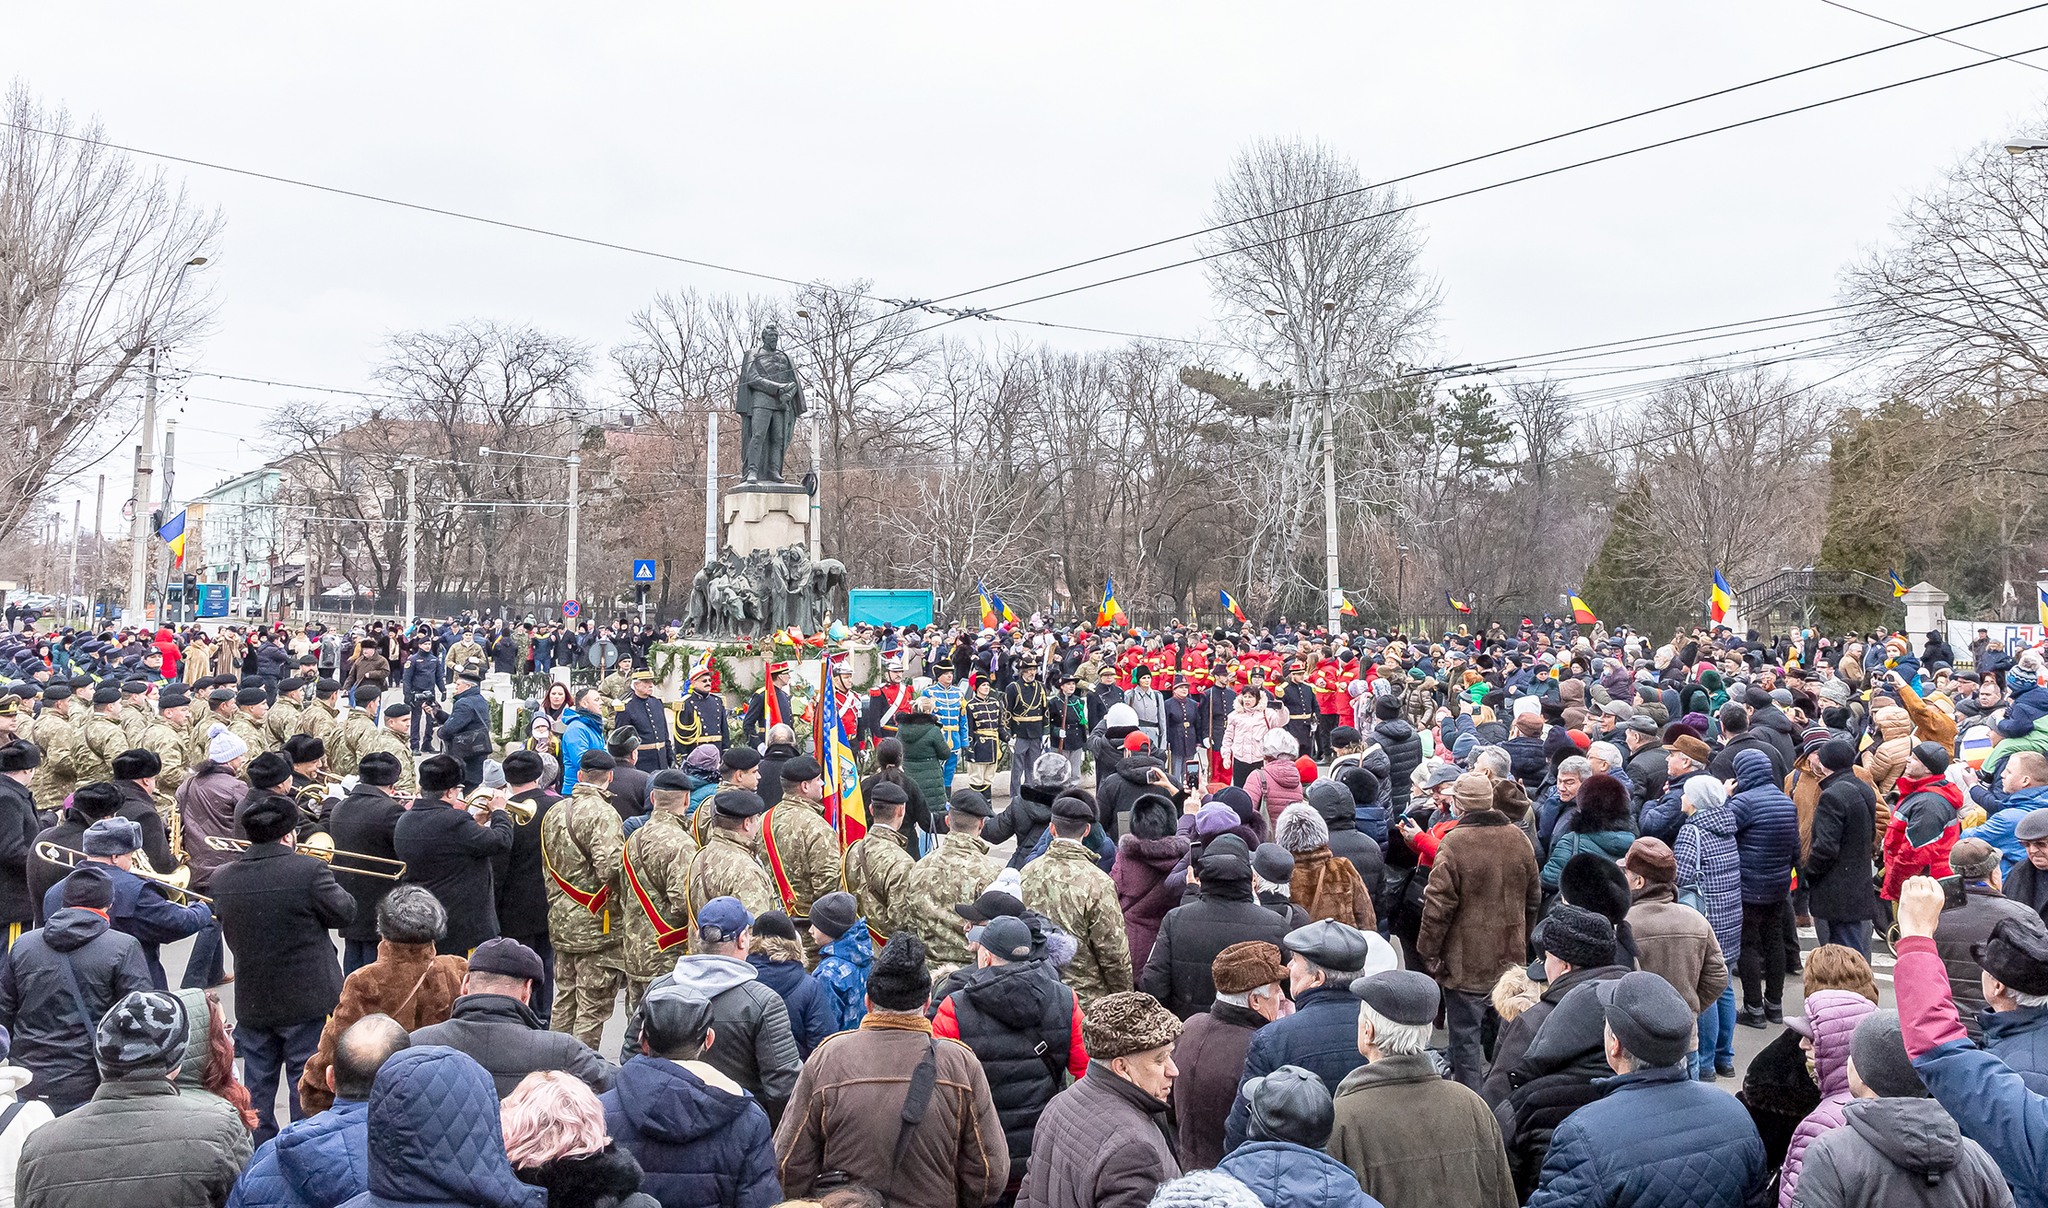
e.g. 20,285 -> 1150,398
1221,590 -> 1248,624
1568,593 -> 1598,625
1710,570 -> 1735,624
1447,592 -> 1472,614
157,510 -> 187,569
762,662 -> 787,733
977,581 -> 1000,629
1338,593 -> 1358,617
1098,577 -> 1128,628
813,653 -> 867,848
1889,569 -> 1909,598
2037,583 -> 2048,630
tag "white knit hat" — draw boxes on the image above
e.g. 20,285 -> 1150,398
207,723 -> 248,764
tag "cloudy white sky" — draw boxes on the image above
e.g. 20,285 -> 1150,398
10,1 -> 2048,515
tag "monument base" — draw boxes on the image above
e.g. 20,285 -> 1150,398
723,489 -> 810,557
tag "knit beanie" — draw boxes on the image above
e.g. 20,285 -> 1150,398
1452,772 -> 1494,813
1148,1171 -> 1264,1208
867,934 -> 932,1011
95,990 -> 187,1078
1850,1010 -> 1927,1098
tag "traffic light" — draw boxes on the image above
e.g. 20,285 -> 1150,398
183,573 -> 197,604
150,508 -> 163,535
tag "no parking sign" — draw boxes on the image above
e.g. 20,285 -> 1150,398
562,599 -> 580,619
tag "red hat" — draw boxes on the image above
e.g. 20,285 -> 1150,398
1123,732 -> 1151,753
1295,755 -> 1318,784
1569,730 -> 1591,751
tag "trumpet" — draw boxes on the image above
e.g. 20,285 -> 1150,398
199,835 -> 406,880
465,787 -> 535,825
35,841 -> 211,904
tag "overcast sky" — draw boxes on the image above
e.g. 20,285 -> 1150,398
10,1 -> 2048,520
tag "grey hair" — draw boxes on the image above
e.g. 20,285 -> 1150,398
1472,746 -> 1512,780
1587,741 -> 1624,768
1557,756 -> 1592,779
1214,990 -> 1251,1007
377,885 -> 448,944
1358,1001 -> 1431,1056
1682,775 -> 1728,813
2014,988 -> 2048,1010
767,723 -> 794,744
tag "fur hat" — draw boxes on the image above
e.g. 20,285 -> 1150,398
246,751 -> 293,791
1574,772 -> 1631,827
1211,941 -> 1286,995
1537,903 -> 1616,968
1561,851 -> 1632,928
1082,991 -> 1183,1062
867,934 -> 932,1011
418,754 -> 463,796
358,751 -> 403,787
1274,802 -> 1330,854
1147,1171 -> 1264,1208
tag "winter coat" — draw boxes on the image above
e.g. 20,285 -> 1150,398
1882,774 -> 1963,901
211,840 -> 357,1028
633,955 -> 801,1120
747,940 -> 832,1058
1482,963 -> 1629,1108
1711,730 -> 1790,786
1540,826 -> 1635,889
1222,985 -> 1366,1153
774,1015 -> 1009,1208
1729,749 -> 1800,906
1979,1003 -> 2048,1096
0,907 -> 152,1111
1287,846 -> 1375,931
557,706 -> 607,794
1095,755 -> 1166,837
931,958 -> 1084,1182
229,1098 -> 370,1208
896,714 -> 952,810
409,994 -> 615,1098
811,922 -> 872,1036
393,798 -> 515,955
1219,1140 -> 1379,1208
1780,990 -> 1878,1207
299,940 -> 468,1113
1171,1001 -> 1265,1173
1676,794 -> 1745,966
1140,881 -> 1290,1018
16,1077 -> 251,1208
1417,808 -> 1543,992
1963,784 -> 2048,876
600,1055 -> 779,1208
1016,1065 -> 1177,1208
1222,708 -> 1273,768
0,1069 -> 51,1208
1933,887 -> 2039,1042
1367,718 -> 1424,813
329,786 -> 407,944
1309,787 -> 1385,910
334,1045 -> 545,1208
1526,1066 -> 1767,1208
1863,706 -> 1914,798
511,1143 -> 659,1208
1112,833 -> 1188,971
0,778 -> 40,929
1627,882 -> 1730,1013
1330,1051 -> 1517,1208
1244,757 -> 1305,829
176,763 -> 249,892
1806,770 -> 1880,923
1791,1096 -> 2015,1208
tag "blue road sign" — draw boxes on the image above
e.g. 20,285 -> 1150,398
562,599 -> 580,618
632,559 -> 657,582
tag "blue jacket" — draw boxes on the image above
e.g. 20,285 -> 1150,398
1219,1140 -> 1381,1208
600,1055 -> 779,1208
1995,683 -> 2048,739
559,707 -> 606,794
1979,1003 -> 2048,1096
229,1098 -> 370,1208
746,951 -> 832,1058
1725,749 -> 1798,905
44,864 -> 211,991
336,1045 -> 544,1208
400,654 -> 444,697
1222,985 -> 1365,1154
1674,796 -> 1744,967
1639,770 -> 1702,847
1912,1036 -> 2048,1208
1963,785 -> 2048,876
1526,1066 -> 1766,1208
441,687 -> 490,760
812,921 -> 872,1035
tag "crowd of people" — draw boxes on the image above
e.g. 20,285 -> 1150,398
0,608 -> 2042,1207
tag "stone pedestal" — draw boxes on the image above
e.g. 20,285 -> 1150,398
1903,581 -> 1949,640
722,489 -> 810,557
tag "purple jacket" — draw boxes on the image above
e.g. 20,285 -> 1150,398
1778,989 -> 1876,1207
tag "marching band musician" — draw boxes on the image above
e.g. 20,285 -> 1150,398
329,751 -> 408,974
44,816 -> 210,991
393,753 -> 512,957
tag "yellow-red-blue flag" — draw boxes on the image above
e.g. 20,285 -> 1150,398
1889,569 -> 1909,598
157,510 -> 187,569
1710,570 -> 1735,623
1220,590 -> 1248,624
1568,593 -> 1597,625
2038,584 -> 2048,631
1338,593 -> 1358,617
977,580 -> 999,629
1098,577 -> 1128,628
1447,592 -> 1472,614
814,654 -> 867,849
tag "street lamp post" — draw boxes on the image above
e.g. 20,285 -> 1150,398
123,256 -> 206,623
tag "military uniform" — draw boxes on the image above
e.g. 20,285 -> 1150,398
841,822 -> 915,942
618,809 -> 697,1002
137,715 -> 190,814
73,709 -> 128,786
326,710 -> 374,775
267,697 -> 302,748
670,687 -> 729,752
687,829 -> 781,920
446,638 -> 485,671
1003,673 -> 1051,801
297,698 -> 339,743
228,711 -> 272,759
119,699 -> 155,745
901,831 -> 999,972
1021,836 -> 1133,1005
28,707 -> 79,813
189,710 -> 232,768
765,790 -> 839,960
355,726 -> 417,794
541,781 -> 627,1048
598,671 -> 629,707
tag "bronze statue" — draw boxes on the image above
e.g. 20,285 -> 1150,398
734,323 -> 805,485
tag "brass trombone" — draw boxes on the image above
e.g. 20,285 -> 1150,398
35,841 -> 212,905
199,835 -> 406,880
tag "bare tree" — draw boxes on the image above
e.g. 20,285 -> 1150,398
0,84 -> 221,543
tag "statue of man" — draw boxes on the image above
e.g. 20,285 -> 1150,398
734,322 -> 806,485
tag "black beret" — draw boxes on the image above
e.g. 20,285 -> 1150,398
42,685 -> 72,702
90,685 -> 121,705
649,768 -> 692,793
868,781 -> 909,806
779,755 -> 822,783
947,787 -> 993,818
120,680 -> 150,696
579,750 -> 617,773
315,678 -> 341,695
381,701 -> 412,719
157,687 -> 191,709
235,687 -> 267,706
246,751 -> 293,791
277,676 -> 308,693
1050,794 -> 1095,823
418,755 -> 463,795
111,748 -> 161,780
712,789 -> 768,818
720,747 -> 761,772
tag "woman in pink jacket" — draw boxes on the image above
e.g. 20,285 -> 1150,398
1222,689 -> 1280,788
1243,728 -> 1305,828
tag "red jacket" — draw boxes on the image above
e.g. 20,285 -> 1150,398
154,628 -> 181,678
1880,773 -> 1962,901
932,987 -> 1088,1080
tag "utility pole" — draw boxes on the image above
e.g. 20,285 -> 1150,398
92,475 -> 105,622
124,347 -> 159,622
1322,388 -> 1342,636
565,450 -> 580,614
808,411 -> 823,563
403,460 -> 418,627
157,418 -> 177,622
704,412 -> 719,563
67,501 -> 81,623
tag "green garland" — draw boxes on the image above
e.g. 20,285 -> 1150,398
651,638 -> 882,696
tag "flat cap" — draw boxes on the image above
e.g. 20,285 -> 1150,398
1597,970 -> 1695,1068
954,889 -> 1025,923
1243,1065 -> 1335,1148
1352,969 -> 1440,1025
2016,808 -> 2048,843
1283,918 -> 1370,973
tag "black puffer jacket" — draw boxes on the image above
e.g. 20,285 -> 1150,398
0,907 -> 153,1110
1369,719 -> 1424,812
987,784 -> 1057,871
1095,755 -> 1165,840
410,993 -> 616,1099
1139,879 -> 1291,1019
939,959 -> 1077,1179
515,1143 -> 660,1208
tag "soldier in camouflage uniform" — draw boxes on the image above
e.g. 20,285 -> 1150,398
188,687 -> 236,770
597,653 -> 633,711
618,768 -> 699,1011
900,789 -> 1000,974
357,700 -> 418,795
763,755 -> 839,963
691,747 -> 762,848
143,685 -> 195,823
540,749 -> 628,1049
1021,795 -> 1133,1005
27,684 -> 80,814
325,688 -> 380,776
229,687 -> 274,759
267,676 -> 308,748
297,680 -> 341,744
72,685 -> 130,787
118,680 -> 155,744
842,781 -> 916,942
687,789 -> 781,920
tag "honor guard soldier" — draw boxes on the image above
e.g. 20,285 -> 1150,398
620,670 -> 672,772
1003,655 -> 1051,803
229,686 -> 274,758
687,789 -> 780,920
27,684 -> 79,815
670,666 -> 729,753
117,680 -> 154,744
268,676 -> 309,748
540,748 -> 627,1049
862,659 -> 915,749
901,786 -> 1001,977
692,747 -> 761,848
358,701 -> 417,796
618,768 -> 698,1011
1280,661 -> 1317,754
841,781 -> 916,941
741,663 -> 793,751
297,679 -> 343,744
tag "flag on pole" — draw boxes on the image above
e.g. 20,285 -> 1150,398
2038,583 -> 2048,630
1447,592 -> 1473,614
1889,569 -> 1909,598
1709,570 -> 1734,624
1097,577 -> 1128,628
1568,593 -> 1598,625
1220,590 -> 1249,624
762,662 -> 787,733
814,653 -> 868,848
1338,593 -> 1358,617
977,581 -> 1000,629
157,510 -> 187,569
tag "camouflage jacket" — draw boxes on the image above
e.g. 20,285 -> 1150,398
687,829 -> 781,921
842,825 -> 916,942
902,832 -> 998,970
189,712 -> 231,769
138,716 -> 190,811
1022,837 -> 1133,1005
619,809 -> 697,981
541,783 -> 627,956
766,794 -> 840,921
326,712 -> 374,775
119,700 -> 154,745
267,700 -> 302,747
229,713 -> 273,759
355,728 -> 417,794
73,711 -> 128,787
28,711 -> 78,813
297,700 -> 339,743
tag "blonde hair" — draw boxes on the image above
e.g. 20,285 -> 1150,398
501,1071 -> 610,1167
1803,944 -> 1880,1004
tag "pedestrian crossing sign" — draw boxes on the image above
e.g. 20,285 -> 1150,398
632,560 -> 656,582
